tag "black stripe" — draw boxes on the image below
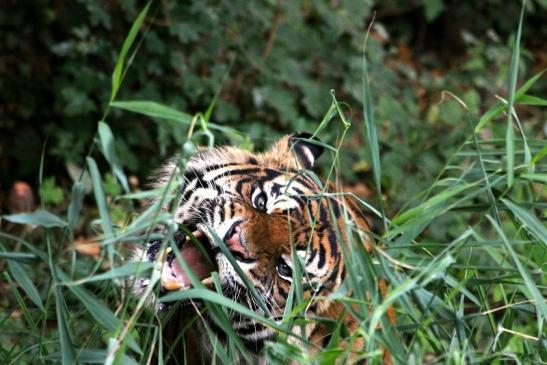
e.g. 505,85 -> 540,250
277,284 -> 288,299
237,322 -> 266,335
329,197 -> 341,218
235,177 -> 254,195
218,203 -> 225,222
317,237 -> 326,269
322,333 -> 332,348
222,167 -> 261,178
241,337 -> 265,353
319,200 -> 329,222
327,228 -> 338,259
231,252 -> 257,264
325,262 -> 340,289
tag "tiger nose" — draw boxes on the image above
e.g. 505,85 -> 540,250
223,220 -> 244,249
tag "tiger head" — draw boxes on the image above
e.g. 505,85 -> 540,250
137,132 -> 369,351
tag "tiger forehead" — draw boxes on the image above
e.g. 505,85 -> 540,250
190,160 -> 318,190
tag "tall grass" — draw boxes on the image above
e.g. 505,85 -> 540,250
1,2 -> 546,364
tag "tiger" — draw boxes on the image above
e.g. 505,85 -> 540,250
132,132 -> 392,364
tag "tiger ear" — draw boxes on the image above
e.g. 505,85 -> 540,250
287,132 -> 324,169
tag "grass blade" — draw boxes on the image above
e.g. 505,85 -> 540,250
46,349 -> 139,365
86,157 -> 115,264
110,100 -> 192,124
0,251 -> 36,261
505,3 -> 525,188
57,270 -> 143,355
501,198 -> 547,246
518,94 -> 547,106
160,289 -> 283,334
54,286 -> 76,365
4,254 -> 44,310
110,100 -> 243,138
110,3 -> 151,102
362,22 -> 385,229
486,215 -> 547,321
475,68 -> 545,132
4,210 -> 67,228
62,262 -> 154,285
98,122 -> 129,193
67,182 -> 86,231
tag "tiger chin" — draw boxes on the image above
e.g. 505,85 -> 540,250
131,132 -> 377,363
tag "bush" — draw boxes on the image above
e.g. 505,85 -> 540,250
0,1 -> 546,364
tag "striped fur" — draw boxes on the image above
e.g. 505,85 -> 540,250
136,133 -> 376,360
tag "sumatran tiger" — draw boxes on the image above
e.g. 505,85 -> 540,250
131,132 -> 393,364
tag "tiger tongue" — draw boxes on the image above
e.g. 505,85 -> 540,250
161,244 -> 211,291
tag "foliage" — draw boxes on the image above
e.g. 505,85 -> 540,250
0,1 -> 546,364
1,0 -> 546,212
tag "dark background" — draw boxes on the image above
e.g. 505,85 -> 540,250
1,0 -> 546,216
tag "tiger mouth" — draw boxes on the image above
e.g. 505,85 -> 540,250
157,227 -> 217,292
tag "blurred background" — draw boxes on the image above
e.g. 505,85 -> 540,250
0,0 -> 546,223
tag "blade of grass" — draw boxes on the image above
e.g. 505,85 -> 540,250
0,251 -> 36,261
87,157 -> 115,265
3,210 -> 67,228
110,100 -> 243,139
6,258 -> 44,310
46,348 -> 139,365
110,100 -> 192,125
98,122 -> 129,193
475,68 -> 545,132
505,2 -> 525,188
61,262 -> 154,286
486,215 -> 547,322
501,198 -> 547,246
518,94 -> 547,106
362,16 -> 386,230
56,269 -> 143,355
110,3 -> 151,102
54,285 -> 76,365
67,182 -> 86,232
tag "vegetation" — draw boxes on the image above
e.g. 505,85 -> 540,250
0,1 -> 545,364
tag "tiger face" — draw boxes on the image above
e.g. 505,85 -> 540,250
136,132 -> 369,352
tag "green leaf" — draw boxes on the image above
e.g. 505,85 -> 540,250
362,32 -> 385,230
6,258 -> 43,309
518,94 -> 547,106
392,183 -> 472,225
57,270 -> 143,355
110,100 -> 192,124
486,215 -> 547,322
110,3 -> 151,101
520,173 -> 547,184
502,199 -> 547,246
39,177 -> 64,205
86,157 -> 114,264
0,251 -> 36,261
62,261 -> 154,285
530,146 -> 547,167
4,210 -> 67,228
98,121 -> 129,193
475,69 -> 545,133
160,289 -> 282,331
110,100 -> 243,139
475,103 -> 505,133
505,3 -> 524,188
46,349 -> 139,365
67,182 -> 86,231
54,286 -> 76,365
423,0 -> 445,21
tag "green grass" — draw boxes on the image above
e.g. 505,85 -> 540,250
1,2 -> 546,364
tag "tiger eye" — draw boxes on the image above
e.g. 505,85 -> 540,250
255,193 -> 267,211
276,261 -> 292,277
